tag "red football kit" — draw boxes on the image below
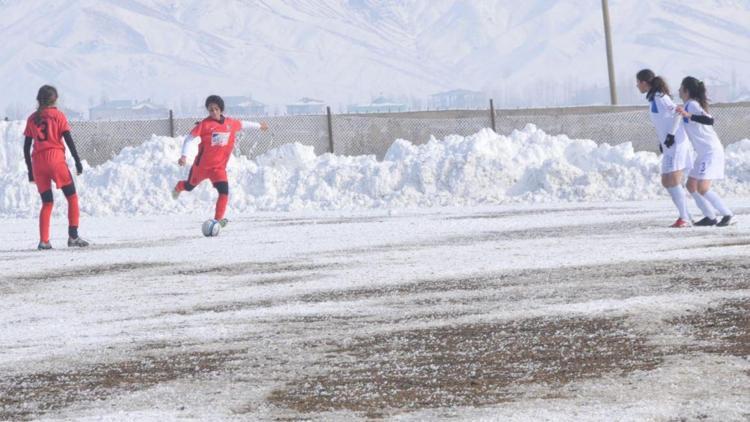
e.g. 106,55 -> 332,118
175,116 -> 246,220
23,107 -> 81,244
24,107 -> 73,193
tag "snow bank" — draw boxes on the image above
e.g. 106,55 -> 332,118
1,120 -> 748,217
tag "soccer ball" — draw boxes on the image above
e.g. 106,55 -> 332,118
201,219 -> 221,237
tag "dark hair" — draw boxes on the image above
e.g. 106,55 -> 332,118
636,69 -> 669,100
205,95 -> 225,112
681,76 -> 709,111
34,85 -> 58,125
636,69 -> 655,83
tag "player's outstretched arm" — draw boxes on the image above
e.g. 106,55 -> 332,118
179,135 -> 200,166
23,136 -> 34,183
675,104 -> 714,125
241,120 -> 269,131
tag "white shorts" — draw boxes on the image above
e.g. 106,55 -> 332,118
689,149 -> 725,180
661,141 -> 693,175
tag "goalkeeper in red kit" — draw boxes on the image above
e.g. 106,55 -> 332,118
173,95 -> 268,226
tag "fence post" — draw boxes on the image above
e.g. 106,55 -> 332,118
489,99 -> 496,132
169,109 -> 175,137
326,106 -> 334,154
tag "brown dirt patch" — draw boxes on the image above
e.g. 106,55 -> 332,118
672,299 -> 750,357
173,261 -> 340,277
0,348 -> 244,420
9,262 -> 170,283
0,262 -> 171,294
295,258 -> 750,309
268,315 -> 662,417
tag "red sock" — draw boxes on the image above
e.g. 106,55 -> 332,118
40,202 -> 53,243
175,181 -> 186,192
67,193 -> 80,228
215,194 -> 228,220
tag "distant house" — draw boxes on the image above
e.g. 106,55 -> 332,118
286,98 -> 326,115
703,81 -> 732,103
347,97 -> 407,114
431,89 -> 487,110
61,107 -> 84,121
223,96 -> 267,116
735,90 -> 750,102
89,100 -> 168,120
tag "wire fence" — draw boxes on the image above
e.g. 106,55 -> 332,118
69,102 -> 750,165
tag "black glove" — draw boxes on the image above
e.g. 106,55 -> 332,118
75,161 -> 83,175
664,134 -> 675,149
659,143 -> 663,154
28,171 -> 34,182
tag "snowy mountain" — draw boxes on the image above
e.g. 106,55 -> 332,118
1,0 -> 749,118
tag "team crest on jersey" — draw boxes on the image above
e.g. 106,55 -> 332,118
211,132 -> 230,146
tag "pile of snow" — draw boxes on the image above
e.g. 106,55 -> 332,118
1,120 -> 749,217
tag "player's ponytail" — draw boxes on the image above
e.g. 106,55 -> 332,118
681,76 -> 709,111
34,85 -> 58,125
637,69 -> 670,100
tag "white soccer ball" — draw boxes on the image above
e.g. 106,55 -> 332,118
201,219 -> 220,237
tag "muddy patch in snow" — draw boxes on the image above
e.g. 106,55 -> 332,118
267,316 -> 662,417
0,348 -> 245,420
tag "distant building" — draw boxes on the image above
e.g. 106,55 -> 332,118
61,107 -> 84,121
286,97 -> 326,115
347,97 -> 407,114
735,89 -> 750,102
703,80 -> 732,103
431,89 -> 487,110
223,96 -> 267,116
89,100 -> 168,120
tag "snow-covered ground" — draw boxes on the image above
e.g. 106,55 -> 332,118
1,200 -> 750,420
2,121 -> 750,420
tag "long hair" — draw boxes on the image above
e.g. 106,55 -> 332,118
681,76 -> 709,111
34,85 -> 58,125
636,69 -> 670,100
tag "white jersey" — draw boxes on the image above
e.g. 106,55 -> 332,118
682,99 -> 722,156
648,93 -> 688,148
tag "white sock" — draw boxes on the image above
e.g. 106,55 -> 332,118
703,190 -> 732,216
691,191 -> 716,220
667,186 -> 690,220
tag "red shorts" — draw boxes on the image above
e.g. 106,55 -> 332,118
32,151 -> 73,193
187,165 -> 227,187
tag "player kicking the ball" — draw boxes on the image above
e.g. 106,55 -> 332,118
173,95 -> 268,228
23,85 -> 89,250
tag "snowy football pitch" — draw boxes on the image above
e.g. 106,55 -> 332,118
1,199 -> 749,420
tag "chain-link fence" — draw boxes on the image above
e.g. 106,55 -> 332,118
69,119 -> 172,166
175,115 -> 331,161
70,102 -> 750,165
493,103 -> 750,153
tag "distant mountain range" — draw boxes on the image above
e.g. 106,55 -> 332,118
1,0 -> 749,118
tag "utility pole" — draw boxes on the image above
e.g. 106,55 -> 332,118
601,0 -> 618,105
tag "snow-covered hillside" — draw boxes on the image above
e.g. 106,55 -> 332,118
1,0 -> 749,117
